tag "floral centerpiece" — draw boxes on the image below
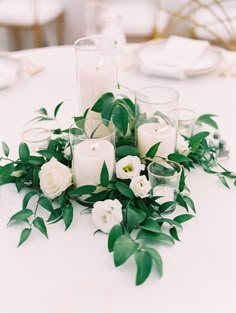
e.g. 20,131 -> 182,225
0,92 -> 235,286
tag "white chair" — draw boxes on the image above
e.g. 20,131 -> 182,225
191,0 -> 236,50
107,0 -> 159,42
84,0 -> 159,42
0,0 -> 65,49
156,0 -> 194,38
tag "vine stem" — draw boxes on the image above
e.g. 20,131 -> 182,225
0,156 -> 19,164
29,195 -> 41,227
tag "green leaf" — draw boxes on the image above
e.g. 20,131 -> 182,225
183,196 -> 196,213
116,146 -> 140,158
28,156 -> 45,166
146,142 -> 161,159
100,161 -> 109,187
116,98 -> 135,119
218,175 -> 230,189
169,227 -> 180,241
179,169 -> 186,192
91,92 -> 115,113
33,217 -> 48,238
113,235 -> 138,267
54,101 -> 64,118
108,224 -> 123,252
126,204 -> 146,232
36,107 -> 48,115
139,218 -> 161,233
62,205 -> 73,230
22,191 -> 39,210
156,218 -> 183,230
176,193 -> 188,211
2,141 -> 10,157
67,185 -> 97,197
15,177 -> 25,192
38,149 -> 65,162
38,196 -> 54,212
85,190 -> 109,202
174,214 -> 194,224
136,229 -> 175,244
32,168 -> 40,188
116,182 -> 134,199
134,249 -> 152,285
19,142 -> 30,163
47,208 -> 62,223
0,163 -> 15,185
18,228 -> 32,247
112,105 -> 129,136
159,201 -> 176,214
196,114 -> 218,130
168,153 -> 190,164
189,132 -> 209,151
144,246 -> 163,277
101,98 -> 114,122
9,209 -> 33,224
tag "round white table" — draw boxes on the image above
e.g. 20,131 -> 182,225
0,45 -> 235,313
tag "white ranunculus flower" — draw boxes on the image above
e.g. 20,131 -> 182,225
92,199 -> 123,233
39,157 -> 72,200
176,135 -> 190,156
130,175 -> 151,199
116,155 -> 145,180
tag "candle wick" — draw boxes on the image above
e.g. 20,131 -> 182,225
155,126 -> 169,133
90,143 -> 99,151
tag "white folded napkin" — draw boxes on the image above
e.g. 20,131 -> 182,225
139,36 -> 210,79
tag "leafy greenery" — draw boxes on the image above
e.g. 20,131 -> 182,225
0,94 -> 235,287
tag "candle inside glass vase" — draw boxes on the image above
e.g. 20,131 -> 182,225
148,159 -> 182,214
70,119 -> 115,198
135,86 -> 179,159
74,36 -> 117,115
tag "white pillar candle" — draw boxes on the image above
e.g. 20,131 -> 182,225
73,139 -> 115,187
137,123 -> 176,158
79,65 -> 117,113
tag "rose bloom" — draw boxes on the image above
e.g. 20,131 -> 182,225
130,175 -> 151,198
92,199 -> 123,233
39,157 -> 72,199
116,155 -> 145,180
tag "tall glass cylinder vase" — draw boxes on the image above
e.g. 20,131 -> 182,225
135,86 -> 179,159
74,36 -> 118,116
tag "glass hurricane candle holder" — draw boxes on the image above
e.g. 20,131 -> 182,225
22,127 -> 51,155
74,36 -> 118,115
171,108 -> 196,138
70,118 -> 116,204
135,85 -> 179,159
148,159 -> 182,214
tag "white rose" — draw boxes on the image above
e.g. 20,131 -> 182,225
130,175 -> 151,199
176,135 -> 190,156
39,157 -> 72,199
92,199 -> 123,233
116,155 -> 145,180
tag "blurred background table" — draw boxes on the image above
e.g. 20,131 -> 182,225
0,45 -> 235,313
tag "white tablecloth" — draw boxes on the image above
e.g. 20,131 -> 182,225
0,45 -> 235,313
